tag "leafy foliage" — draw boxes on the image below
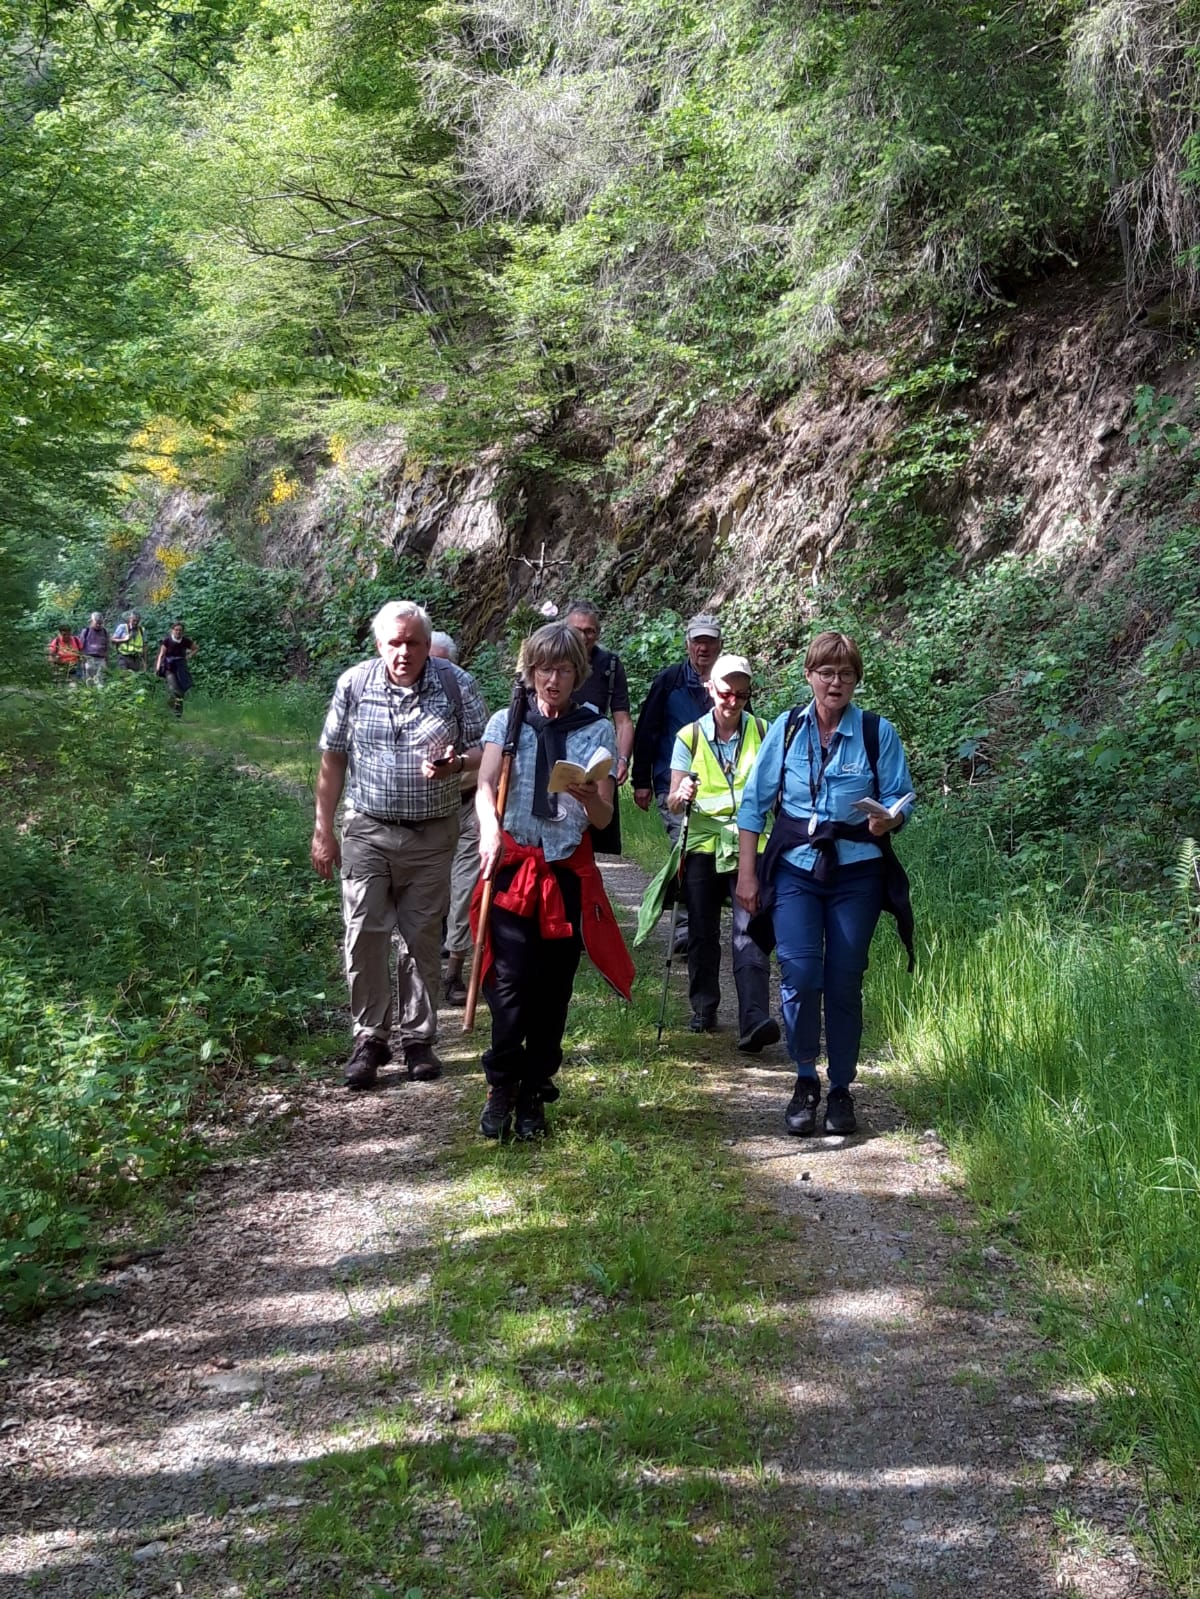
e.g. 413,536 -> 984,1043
0,677 -> 337,1310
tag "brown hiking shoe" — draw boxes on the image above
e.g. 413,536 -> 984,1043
404,1041 -> 444,1081
344,1034 -> 390,1090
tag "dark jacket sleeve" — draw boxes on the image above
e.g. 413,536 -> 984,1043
610,656 -> 631,716
632,664 -> 678,789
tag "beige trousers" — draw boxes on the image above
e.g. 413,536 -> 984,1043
445,792 -> 481,956
339,810 -> 458,1044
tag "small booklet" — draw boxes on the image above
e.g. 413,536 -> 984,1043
547,748 -> 613,793
852,792 -> 915,821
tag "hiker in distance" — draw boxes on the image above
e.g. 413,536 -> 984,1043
112,611 -> 147,671
637,653 -> 780,1050
78,612 -> 110,685
155,620 -> 198,715
735,631 -> 915,1137
631,611 -> 723,949
430,629 -> 483,1006
47,623 -> 83,683
311,600 -> 487,1089
472,622 -> 634,1141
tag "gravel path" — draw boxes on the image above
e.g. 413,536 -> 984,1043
0,855 -> 1167,1599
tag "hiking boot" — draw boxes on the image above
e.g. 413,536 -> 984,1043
443,975 -> 468,1006
737,1017 -> 781,1054
824,1085 -> 857,1135
404,1042 -> 444,1081
514,1083 -> 548,1141
689,1013 -> 717,1034
344,1034 -> 390,1090
479,1082 -> 517,1139
784,1076 -> 821,1136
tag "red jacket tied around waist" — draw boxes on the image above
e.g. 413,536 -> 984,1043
470,830 -> 635,1001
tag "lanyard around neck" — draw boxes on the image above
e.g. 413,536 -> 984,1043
805,716 -> 838,833
704,715 -> 745,795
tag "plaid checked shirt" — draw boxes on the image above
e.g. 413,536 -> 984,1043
320,656 -> 487,822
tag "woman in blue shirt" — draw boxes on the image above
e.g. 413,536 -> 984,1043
735,632 -> 914,1137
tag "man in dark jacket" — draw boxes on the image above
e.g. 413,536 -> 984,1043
631,613 -> 722,948
566,600 -> 633,788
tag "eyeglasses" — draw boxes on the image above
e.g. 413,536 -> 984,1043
713,688 -> 750,703
811,667 -> 857,684
535,663 -> 574,680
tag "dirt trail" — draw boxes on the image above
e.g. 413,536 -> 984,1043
0,855 -> 1165,1599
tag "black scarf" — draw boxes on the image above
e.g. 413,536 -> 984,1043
522,687 -> 602,820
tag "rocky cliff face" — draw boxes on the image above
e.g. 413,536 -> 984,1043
126,265 -> 1191,639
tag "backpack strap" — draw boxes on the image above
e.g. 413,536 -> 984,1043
429,655 -> 466,744
862,710 -> 881,798
773,705 -> 806,815
605,651 -> 617,713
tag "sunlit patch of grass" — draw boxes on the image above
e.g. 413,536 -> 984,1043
181,685 -> 325,792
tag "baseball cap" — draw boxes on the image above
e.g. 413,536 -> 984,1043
710,653 -> 753,687
686,613 -> 722,641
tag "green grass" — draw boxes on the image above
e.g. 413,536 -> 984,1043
181,682 -> 327,791
0,677 -> 342,1311
866,807 -> 1200,1589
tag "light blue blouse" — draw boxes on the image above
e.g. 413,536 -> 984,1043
737,701 -> 914,873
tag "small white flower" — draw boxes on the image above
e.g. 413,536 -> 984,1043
539,601 -> 559,618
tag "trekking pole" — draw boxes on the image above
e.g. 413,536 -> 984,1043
464,677 -> 525,1032
656,777 -> 697,1044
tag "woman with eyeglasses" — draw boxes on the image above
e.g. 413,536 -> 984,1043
473,623 -> 634,1141
652,653 -> 778,1049
735,632 -> 915,1137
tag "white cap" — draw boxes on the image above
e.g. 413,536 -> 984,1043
710,653 -> 753,688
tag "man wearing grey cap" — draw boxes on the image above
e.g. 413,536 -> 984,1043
632,614 -> 722,948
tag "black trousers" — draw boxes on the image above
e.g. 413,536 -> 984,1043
683,851 -> 771,1032
482,864 -> 583,1090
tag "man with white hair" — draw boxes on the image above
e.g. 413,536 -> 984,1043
312,600 -> 487,1088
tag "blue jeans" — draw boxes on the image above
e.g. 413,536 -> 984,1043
773,858 -> 884,1088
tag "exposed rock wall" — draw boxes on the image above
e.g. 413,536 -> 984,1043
125,267 -> 1193,636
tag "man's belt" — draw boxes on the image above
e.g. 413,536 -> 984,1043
359,810 -> 453,829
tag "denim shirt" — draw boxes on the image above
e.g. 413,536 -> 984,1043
737,701 -> 914,873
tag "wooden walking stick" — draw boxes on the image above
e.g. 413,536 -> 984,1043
464,677 -> 526,1032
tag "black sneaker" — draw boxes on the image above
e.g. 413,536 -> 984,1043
737,1018 -> 781,1053
784,1077 -> 821,1136
824,1086 -> 857,1135
688,1014 -> 717,1034
479,1082 -> 516,1139
344,1034 -> 390,1090
443,976 -> 467,1006
514,1084 -> 547,1141
404,1042 -> 444,1081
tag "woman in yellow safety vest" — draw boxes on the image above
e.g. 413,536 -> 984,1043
665,653 -> 780,1052
113,612 -> 147,670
